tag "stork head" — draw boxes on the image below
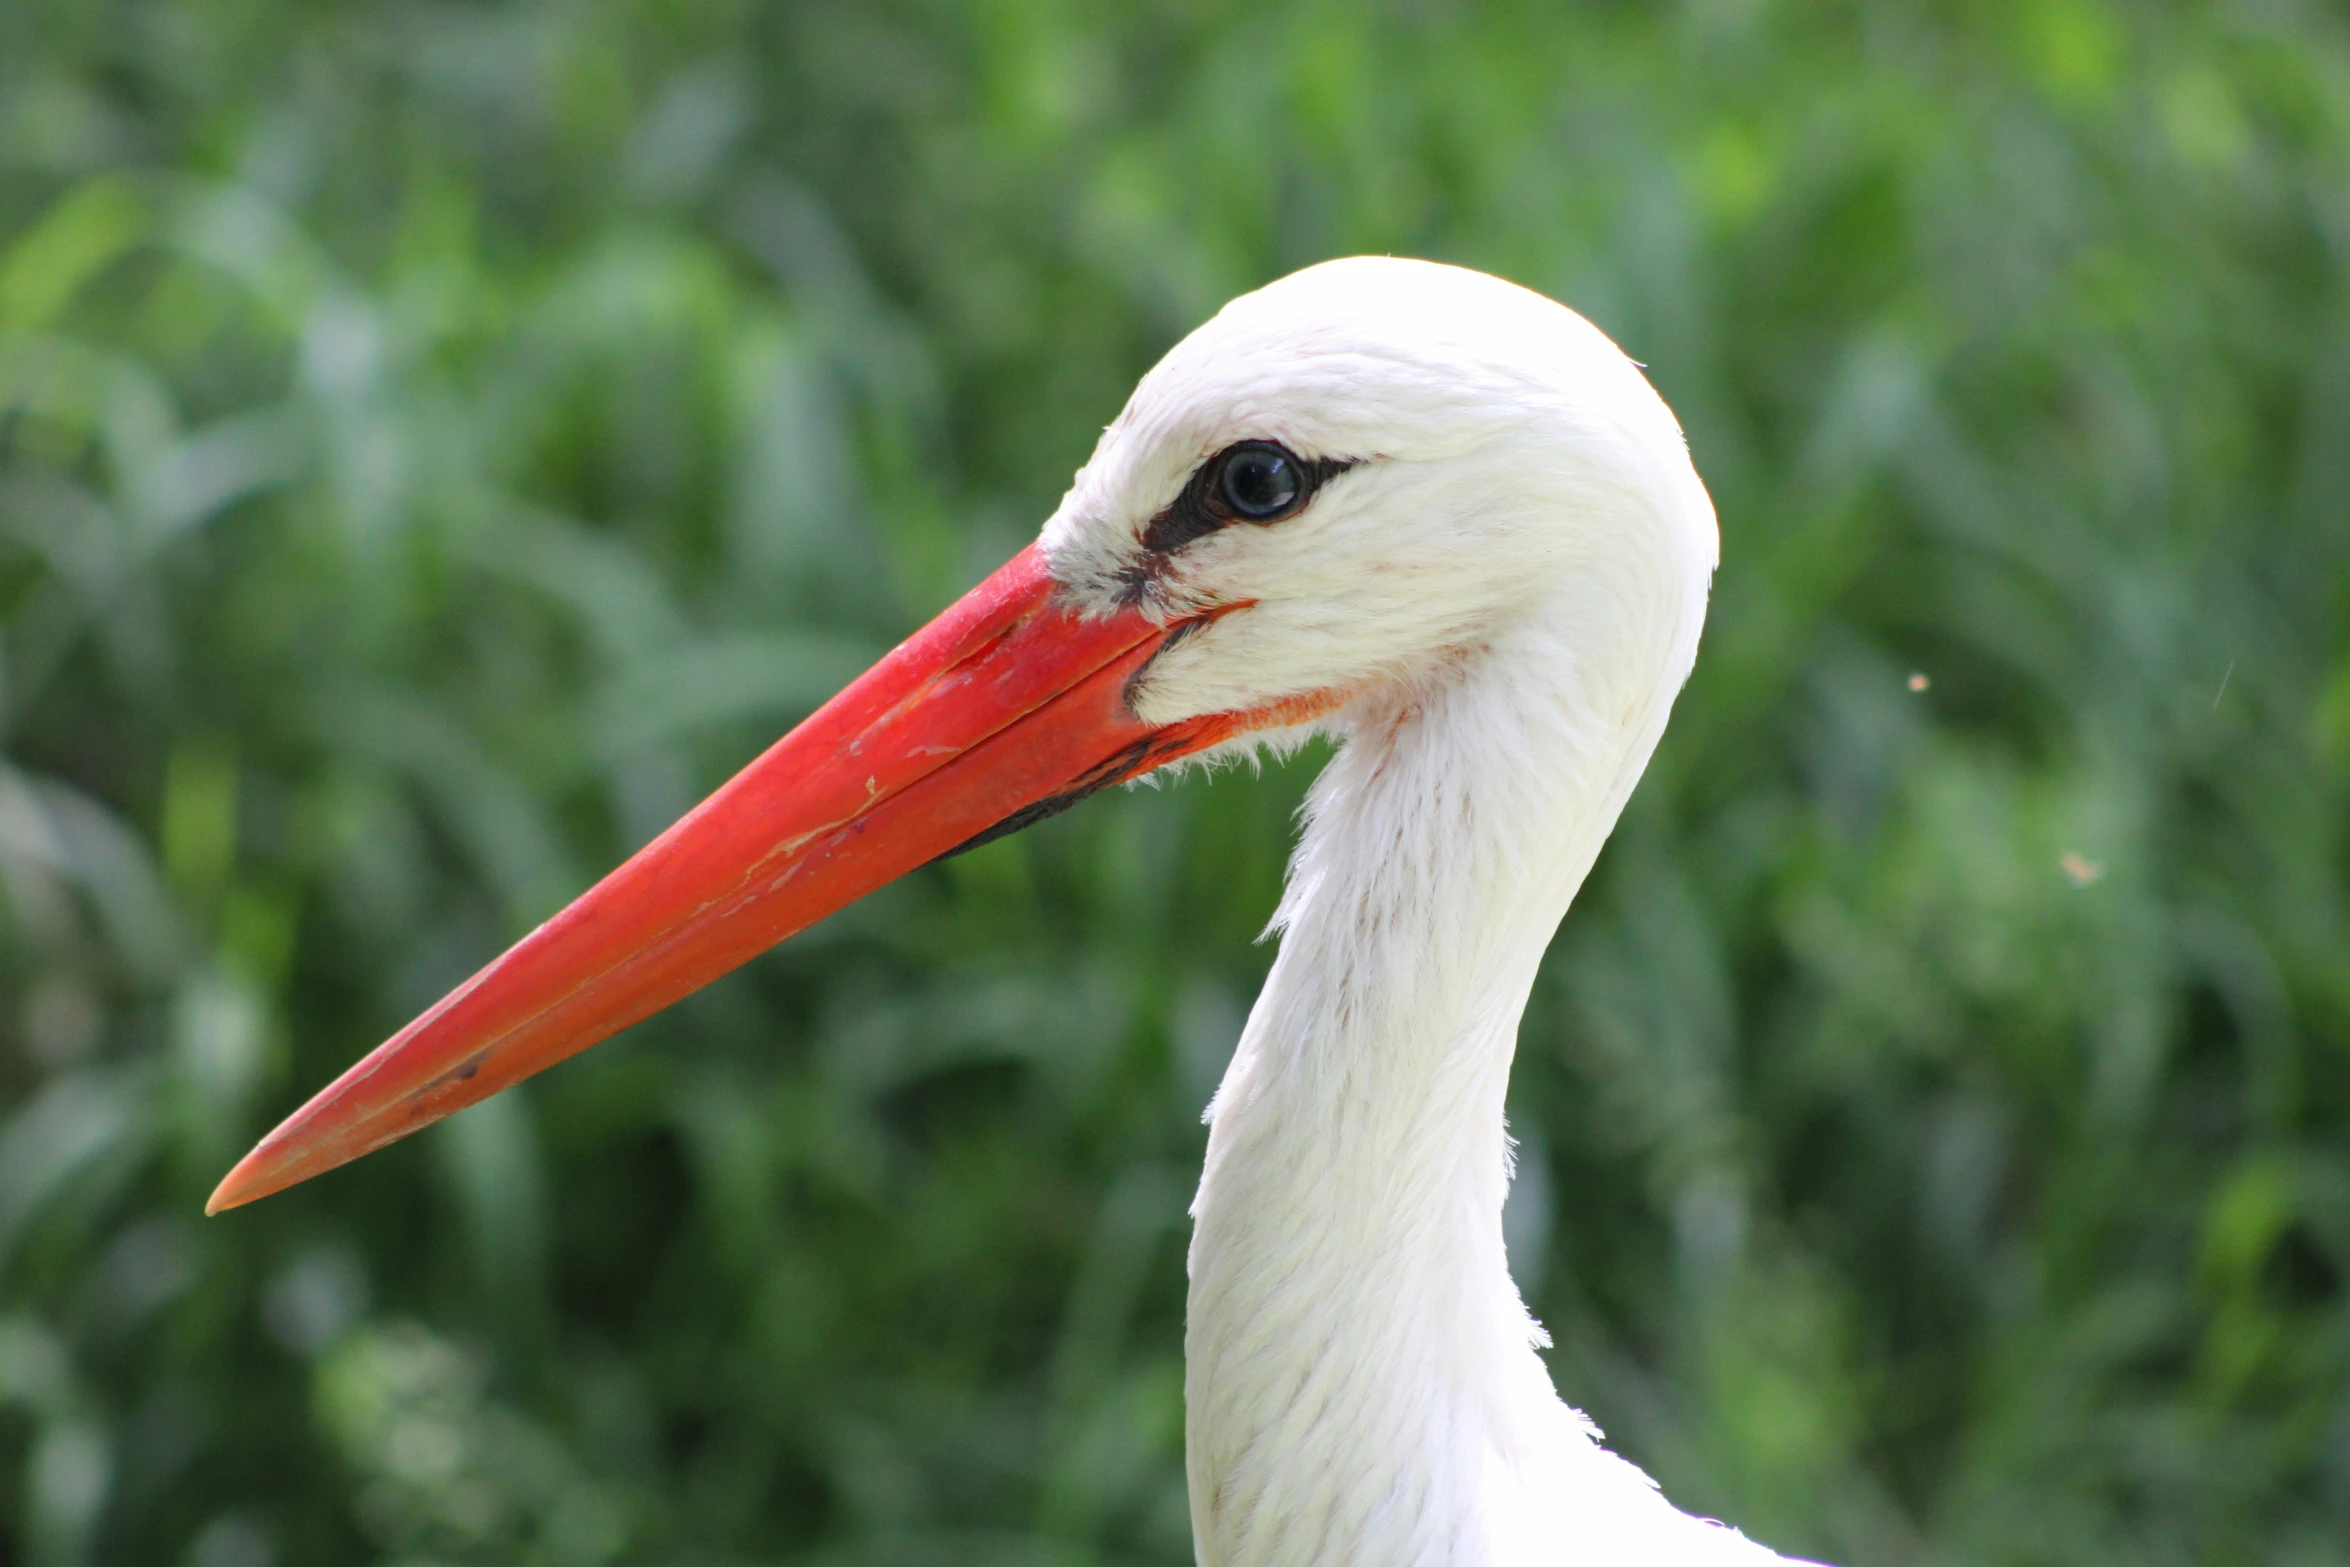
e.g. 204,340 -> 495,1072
207,257 -> 1712,1214
1046,256 -> 1715,731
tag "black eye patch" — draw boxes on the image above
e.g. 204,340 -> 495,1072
1138,441 -> 1358,556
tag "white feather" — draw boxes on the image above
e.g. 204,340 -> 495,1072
1042,258 -> 1813,1567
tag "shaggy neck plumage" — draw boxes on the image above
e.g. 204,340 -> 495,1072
1182,555 -> 1707,1567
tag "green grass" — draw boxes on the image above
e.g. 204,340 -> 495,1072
1,2 -> 2347,1562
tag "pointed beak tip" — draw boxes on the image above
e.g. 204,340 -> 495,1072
205,1153 -> 269,1216
207,1125 -> 326,1214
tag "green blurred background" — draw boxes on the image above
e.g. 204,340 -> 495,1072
3,1 -> 2347,1563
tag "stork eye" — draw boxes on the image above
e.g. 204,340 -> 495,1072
1130,440 -> 1354,571
1211,442 -> 1306,521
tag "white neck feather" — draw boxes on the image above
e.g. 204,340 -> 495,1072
1183,521 -> 1783,1566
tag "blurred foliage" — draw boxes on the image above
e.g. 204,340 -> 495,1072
1,0 -> 2347,1563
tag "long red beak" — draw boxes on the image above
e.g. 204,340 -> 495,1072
208,545 -> 1315,1214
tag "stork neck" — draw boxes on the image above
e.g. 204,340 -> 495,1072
1183,582 -> 1698,1567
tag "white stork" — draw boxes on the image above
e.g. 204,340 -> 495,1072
211,257 -> 1817,1566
